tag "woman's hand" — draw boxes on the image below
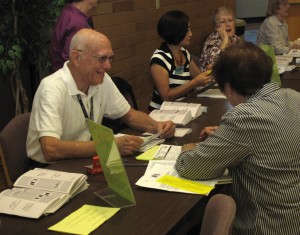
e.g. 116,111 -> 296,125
217,26 -> 230,50
182,143 -> 197,151
199,126 -> 219,140
192,70 -> 212,86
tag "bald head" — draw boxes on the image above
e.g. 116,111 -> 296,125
69,28 -> 112,55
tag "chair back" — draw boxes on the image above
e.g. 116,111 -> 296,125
102,76 -> 138,133
200,194 -> 236,235
111,76 -> 138,109
0,112 -> 31,186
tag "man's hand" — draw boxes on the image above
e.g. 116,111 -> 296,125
199,126 -> 219,141
157,120 -> 176,139
115,135 -> 144,156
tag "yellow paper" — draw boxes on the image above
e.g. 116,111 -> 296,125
157,175 -> 214,195
48,205 -> 120,235
135,146 -> 159,161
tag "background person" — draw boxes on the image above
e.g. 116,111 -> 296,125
257,0 -> 300,54
148,10 -> 211,111
175,41 -> 300,235
199,7 -> 239,71
50,0 -> 97,72
27,29 -> 175,164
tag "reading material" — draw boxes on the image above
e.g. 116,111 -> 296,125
197,89 -> 226,99
0,168 -> 89,219
149,109 -> 192,126
48,205 -> 120,235
135,160 -> 219,195
160,101 -> 202,119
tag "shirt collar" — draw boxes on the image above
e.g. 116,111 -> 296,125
60,61 -> 100,97
248,82 -> 281,101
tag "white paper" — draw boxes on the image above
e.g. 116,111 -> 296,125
135,160 -> 219,194
197,89 -> 226,99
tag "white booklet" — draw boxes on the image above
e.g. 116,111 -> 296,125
197,89 -> 226,99
160,101 -> 202,119
0,168 -> 89,219
149,109 -> 192,126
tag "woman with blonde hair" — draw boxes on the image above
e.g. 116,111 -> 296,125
257,0 -> 300,54
199,7 -> 239,71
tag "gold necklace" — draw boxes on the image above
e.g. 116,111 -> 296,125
173,49 -> 183,66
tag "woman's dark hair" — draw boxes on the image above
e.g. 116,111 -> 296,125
157,10 -> 189,45
212,40 -> 273,97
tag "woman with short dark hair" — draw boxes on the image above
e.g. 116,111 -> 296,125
175,40 -> 300,234
148,10 -> 211,111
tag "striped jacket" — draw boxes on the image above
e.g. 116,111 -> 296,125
175,82 -> 300,235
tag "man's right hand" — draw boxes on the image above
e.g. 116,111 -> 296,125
115,135 -> 144,156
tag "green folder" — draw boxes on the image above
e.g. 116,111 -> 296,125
87,119 -> 136,208
259,43 -> 281,86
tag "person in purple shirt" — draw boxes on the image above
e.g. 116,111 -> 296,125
50,0 -> 97,72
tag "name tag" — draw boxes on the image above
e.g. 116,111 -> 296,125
174,65 -> 184,75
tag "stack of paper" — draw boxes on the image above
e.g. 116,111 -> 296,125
197,89 -> 226,99
149,101 -> 204,126
149,109 -> 193,126
160,101 -> 202,119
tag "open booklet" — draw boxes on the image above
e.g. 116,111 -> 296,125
135,160 -> 232,195
0,168 -> 89,219
136,144 -> 232,194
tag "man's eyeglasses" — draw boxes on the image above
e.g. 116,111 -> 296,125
76,49 -> 114,64
91,54 -> 114,64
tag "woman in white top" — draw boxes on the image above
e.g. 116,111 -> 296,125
257,0 -> 300,54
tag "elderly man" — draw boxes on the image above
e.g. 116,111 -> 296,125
27,28 -> 175,164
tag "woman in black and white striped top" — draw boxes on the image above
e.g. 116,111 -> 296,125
175,41 -> 300,235
148,10 -> 211,111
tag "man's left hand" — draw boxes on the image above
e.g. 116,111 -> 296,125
157,120 -> 176,139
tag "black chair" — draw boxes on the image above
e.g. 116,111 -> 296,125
102,76 -> 138,133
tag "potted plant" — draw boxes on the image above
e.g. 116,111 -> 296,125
0,0 -> 65,121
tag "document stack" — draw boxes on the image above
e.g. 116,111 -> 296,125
0,168 -> 89,219
149,101 -> 202,126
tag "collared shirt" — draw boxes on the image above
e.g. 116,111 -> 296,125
175,82 -> 300,235
199,31 -> 239,71
26,62 -> 130,164
257,15 -> 292,55
50,4 -> 93,72
149,42 -> 191,110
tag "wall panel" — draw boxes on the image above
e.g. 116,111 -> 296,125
92,0 -> 235,112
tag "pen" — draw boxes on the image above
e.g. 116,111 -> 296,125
124,163 -> 148,167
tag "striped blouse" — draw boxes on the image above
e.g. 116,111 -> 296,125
148,42 -> 191,110
175,83 -> 300,235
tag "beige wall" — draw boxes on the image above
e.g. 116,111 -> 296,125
287,1 -> 300,40
92,0 -> 235,112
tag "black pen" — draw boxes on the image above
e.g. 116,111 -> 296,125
123,163 -> 148,167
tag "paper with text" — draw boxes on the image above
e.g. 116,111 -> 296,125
48,205 -> 120,234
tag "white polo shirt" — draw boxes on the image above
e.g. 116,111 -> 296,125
26,61 -> 130,163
